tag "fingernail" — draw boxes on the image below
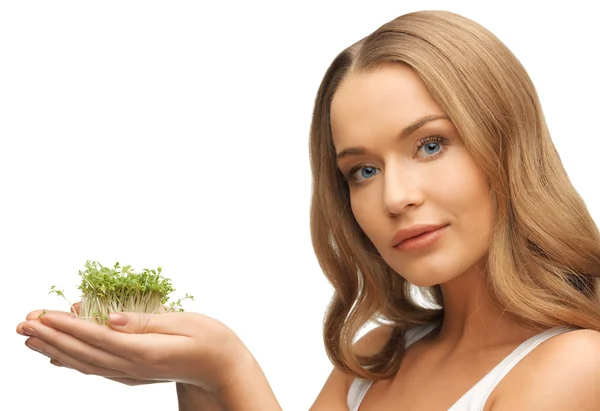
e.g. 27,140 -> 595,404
108,313 -> 128,326
23,326 -> 37,337
50,359 -> 63,367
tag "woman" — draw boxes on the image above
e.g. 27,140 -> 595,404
17,10 -> 600,410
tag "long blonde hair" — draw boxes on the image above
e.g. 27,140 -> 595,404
309,10 -> 600,380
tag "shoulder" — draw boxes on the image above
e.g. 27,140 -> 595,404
492,329 -> 600,410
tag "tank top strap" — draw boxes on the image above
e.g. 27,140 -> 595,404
449,326 -> 575,410
405,322 -> 440,347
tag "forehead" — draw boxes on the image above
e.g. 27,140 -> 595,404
330,64 -> 446,145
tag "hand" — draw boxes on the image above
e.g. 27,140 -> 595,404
22,304 -> 169,387
16,307 -> 254,392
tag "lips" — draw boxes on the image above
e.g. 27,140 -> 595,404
391,224 -> 449,247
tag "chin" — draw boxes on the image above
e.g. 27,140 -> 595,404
403,275 -> 445,288
391,262 -> 465,288
401,261 -> 485,290
386,256 -> 448,284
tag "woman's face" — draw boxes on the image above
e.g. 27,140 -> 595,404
330,63 -> 494,287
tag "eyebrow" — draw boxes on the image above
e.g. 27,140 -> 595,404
335,114 -> 450,161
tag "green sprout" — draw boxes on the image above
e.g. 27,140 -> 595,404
168,293 -> 195,312
50,261 -> 194,325
49,286 -> 77,317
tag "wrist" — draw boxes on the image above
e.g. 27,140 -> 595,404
215,352 -> 282,411
208,328 -> 256,390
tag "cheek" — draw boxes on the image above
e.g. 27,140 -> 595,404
447,165 -> 494,245
435,153 -> 491,211
350,190 -> 380,238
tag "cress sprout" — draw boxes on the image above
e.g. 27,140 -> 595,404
49,260 -> 193,325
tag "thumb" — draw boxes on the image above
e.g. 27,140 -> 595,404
107,311 -> 191,335
107,312 -> 131,327
108,305 -> 168,328
107,312 -> 152,333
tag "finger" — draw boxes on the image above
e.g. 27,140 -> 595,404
17,310 -> 76,336
49,356 -> 169,385
48,356 -> 166,386
107,311 -> 200,336
35,311 -> 190,363
104,377 -> 171,386
25,309 -> 76,322
21,320 -> 135,375
50,358 -> 64,367
24,337 -> 133,379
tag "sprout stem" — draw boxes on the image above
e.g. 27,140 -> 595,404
49,261 -> 193,324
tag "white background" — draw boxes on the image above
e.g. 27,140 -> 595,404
1,1 -> 598,410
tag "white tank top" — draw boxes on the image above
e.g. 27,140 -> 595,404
347,324 -> 573,411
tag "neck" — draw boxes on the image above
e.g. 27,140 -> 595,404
432,261 -> 534,351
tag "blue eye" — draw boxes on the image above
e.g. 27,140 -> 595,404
415,136 -> 448,159
344,136 -> 448,186
347,165 -> 380,184
422,142 -> 440,155
359,167 -> 378,179
423,143 -> 440,154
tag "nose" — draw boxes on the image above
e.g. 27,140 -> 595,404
383,163 -> 425,216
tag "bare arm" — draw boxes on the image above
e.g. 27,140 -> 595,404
177,351 -> 282,411
214,351 -> 283,411
310,325 -> 394,411
177,383 -> 224,410
309,367 -> 353,410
